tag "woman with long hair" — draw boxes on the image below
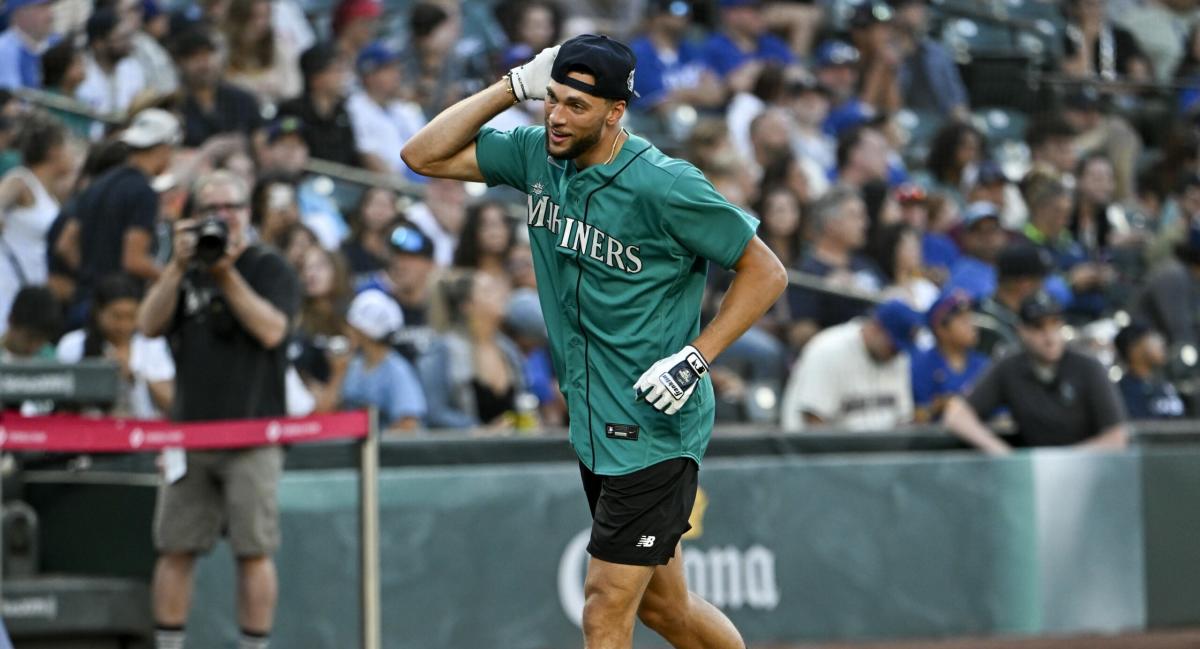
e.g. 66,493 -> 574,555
250,173 -> 300,246
341,187 -> 401,277
923,121 -> 984,206
452,200 -> 516,281
0,113 -> 74,336
291,245 -> 354,413
871,222 -> 938,311
222,0 -> 302,103
56,273 -> 174,417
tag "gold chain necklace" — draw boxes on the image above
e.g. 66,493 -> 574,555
604,129 -> 627,165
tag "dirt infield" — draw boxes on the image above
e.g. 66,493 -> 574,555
751,629 -> 1200,649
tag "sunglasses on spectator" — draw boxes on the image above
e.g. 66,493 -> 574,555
390,226 -> 428,253
198,202 -> 246,213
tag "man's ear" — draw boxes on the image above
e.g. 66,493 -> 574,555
607,99 -> 627,126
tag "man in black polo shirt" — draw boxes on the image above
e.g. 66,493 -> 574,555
172,29 -> 264,148
944,291 -> 1127,453
975,243 -> 1054,358
277,42 -> 383,170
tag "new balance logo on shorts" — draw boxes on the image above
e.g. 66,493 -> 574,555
635,535 -> 656,548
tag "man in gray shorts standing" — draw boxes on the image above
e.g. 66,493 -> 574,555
138,170 -> 300,649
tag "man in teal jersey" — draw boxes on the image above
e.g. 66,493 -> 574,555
403,34 -> 787,649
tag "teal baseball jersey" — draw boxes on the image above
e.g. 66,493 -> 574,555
475,125 -> 759,475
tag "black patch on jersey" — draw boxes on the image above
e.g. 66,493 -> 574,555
605,423 -> 640,441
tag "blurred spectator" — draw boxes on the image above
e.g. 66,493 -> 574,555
0,113 -> 69,335
506,240 -> 536,290
359,222 -> 438,363
919,121 -> 984,208
1024,114 -> 1078,187
1063,86 -> 1142,203
1133,224 -> 1200,349
401,1 -> 491,117
330,0 -> 379,63
873,222 -> 937,311
847,1 -> 901,117
944,291 -> 1127,452
97,0 -> 178,96
753,185 -> 803,345
76,7 -> 146,116
1022,178 -> 1113,318
976,243 -> 1054,357
138,169 -> 299,649
0,0 -> 57,89
173,29 -> 264,148
222,0 -> 302,104
780,299 -> 920,431
495,0 -> 562,53
279,42 -> 375,169
1117,0 -> 1197,82
786,75 -> 835,176
405,177 -> 466,266
761,151 -> 822,206
629,0 -> 723,113
787,187 -> 883,348
347,41 -> 428,180
257,116 -> 350,249
747,107 -> 794,174
249,173 -> 299,248
911,290 -> 989,422
452,200 -> 515,282
813,40 -> 873,137
1061,0 -> 1152,82
56,273 -> 173,417
40,39 -> 92,137
891,0 -> 968,119
340,186 -> 399,277
504,286 -> 563,426
897,183 -> 957,282
1174,24 -> 1200,115
291,245 -> 352,413
1114,321 -> 1186,419
423,270 -> 525,429
0,285 -> 61,360
58,109 -> 180,306
702,0 -> 794,93
835,123 -> 889,189
341,288 -> 427,431
277,221 -> 319,269
1071,153 -> 1130,255
943,201 -> 1006,301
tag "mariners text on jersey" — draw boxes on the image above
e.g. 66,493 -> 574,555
527,192 -> 644,273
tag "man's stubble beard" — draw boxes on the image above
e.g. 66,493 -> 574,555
545,119 -> 604,161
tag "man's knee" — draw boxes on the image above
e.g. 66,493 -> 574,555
637,592 -> 689,636
581,580 -> 638,636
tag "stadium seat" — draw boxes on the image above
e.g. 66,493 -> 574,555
972,107 -> 1029,148
895,108 -> 945,168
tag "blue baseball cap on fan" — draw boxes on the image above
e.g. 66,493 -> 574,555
550,34 -> 639,101
6,0 -> 53,14
873,299 -> 922,354
356,41 -> 401,75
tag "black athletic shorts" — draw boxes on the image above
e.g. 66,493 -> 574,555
579,457 -> 699,566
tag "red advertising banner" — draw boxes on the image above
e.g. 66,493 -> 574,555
0,410 -> 371,452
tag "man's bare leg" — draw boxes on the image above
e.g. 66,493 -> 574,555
637,542 -> 745,649
582,556 -> 656,649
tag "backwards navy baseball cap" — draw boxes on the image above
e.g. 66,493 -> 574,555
551,34 -> 639,102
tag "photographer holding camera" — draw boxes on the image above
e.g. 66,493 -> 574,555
137,170 -> 300,649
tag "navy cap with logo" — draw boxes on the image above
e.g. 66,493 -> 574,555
550,34 -> 639,102
1018,290 -> 1063,326
389,223 -> 435,259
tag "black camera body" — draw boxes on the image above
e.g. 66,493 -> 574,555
192,218 -> 229,265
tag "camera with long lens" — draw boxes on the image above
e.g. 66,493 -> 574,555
192,217 -> 229,265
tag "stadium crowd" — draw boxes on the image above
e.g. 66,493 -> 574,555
1,0 -> 1199,444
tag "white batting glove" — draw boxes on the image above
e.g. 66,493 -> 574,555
633,345 -> 709,416
508,45 -> 560,102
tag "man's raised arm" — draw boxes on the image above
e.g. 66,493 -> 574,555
401,46 -> 559,181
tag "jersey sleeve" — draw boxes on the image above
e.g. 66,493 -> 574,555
662,166 -> 760,270
474,125 -> 543,190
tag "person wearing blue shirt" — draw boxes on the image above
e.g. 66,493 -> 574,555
340,289 -> 427,431
944,201 -> 1007,301
1114,322 -> 1186,420
629,0 -> 723,113
701,0 -> 794,80
1021,178 -> 1103,318
912,290 -> 990,421
0,0 -> 58,89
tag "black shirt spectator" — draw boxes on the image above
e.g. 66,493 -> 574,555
76,165 -> 158,291
945,291 -> 1127,452
1114,322 -> 1186,420
170,244 -> 299,420
172,29 -> 264,148
968,347 -> 1126,446
278,43 -> 362,167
